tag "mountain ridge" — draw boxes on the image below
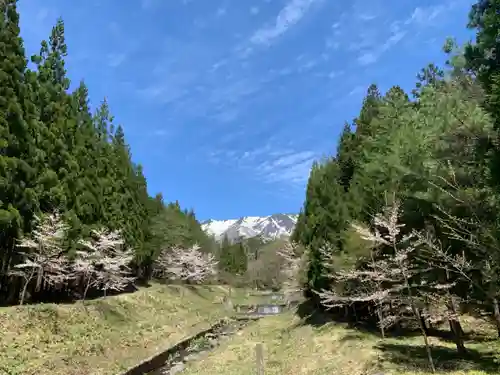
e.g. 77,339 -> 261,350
201,213 -> 298,242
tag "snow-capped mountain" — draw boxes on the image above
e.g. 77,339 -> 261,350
202,214 -> 298,242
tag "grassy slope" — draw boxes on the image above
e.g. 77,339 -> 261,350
183,312 -> 500,375
0,284 -> 246,375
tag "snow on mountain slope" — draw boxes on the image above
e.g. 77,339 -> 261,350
201,214 -> 298,242
200,219 -> 238,238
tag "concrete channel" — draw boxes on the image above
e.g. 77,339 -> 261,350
121,302 -> 291,375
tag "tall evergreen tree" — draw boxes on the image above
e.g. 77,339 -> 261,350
0,0 -> 39,278
0,7 -> 218,303
412,63 -> 445,98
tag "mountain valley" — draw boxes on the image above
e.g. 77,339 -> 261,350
201,213 -> 298,242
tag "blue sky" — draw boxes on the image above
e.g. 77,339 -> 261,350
18,0 -> 475,221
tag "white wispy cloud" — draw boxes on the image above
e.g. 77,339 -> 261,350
152,129 -> 169,137
358,13 -> 378,21
403,0 -> 469,30
329,0 -> 463,67
239,144 -> 273,162
348,85 -> 365,97
328,70 -> 344,79
207,145 -> 317,187
272,151 -> 315,168
250,0 -> 320,45
356,17 -> 407,65
18,3 -> 58,42
239,147 -> 316,185
355,0 -> 465,66
250,7 -> 260,15
357,52 -> 377,65
35,8 -> 49,22
407,6 -> 443,25
257,150 -> 316,184
107,52 -> 127,67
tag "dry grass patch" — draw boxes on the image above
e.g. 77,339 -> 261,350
0,284 -> 240,375
183,312 -> 500,375
182,312 -> 377,375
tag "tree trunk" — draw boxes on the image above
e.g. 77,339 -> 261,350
389,301 -> 401,334
19,269 -> 36,305
449,318 -> 466,355
442,268 -> 466,354
420,310 -> 430,336
447,296 -> 466,355
412,302 -> 436,372
492,297 -> 500,338
83,278 -> 91,301
425,296 -> 433,330
403,275 -> 435,373
412,303 -> 436,372
20,277 -> 31,305
19,279 -> 29,306
377,306 -> 385,338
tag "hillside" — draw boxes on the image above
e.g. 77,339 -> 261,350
182,311 -> 500,375
0,284 -> 241,375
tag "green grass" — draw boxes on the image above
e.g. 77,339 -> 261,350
182,311 -> 500,375
0,283 -> 246,375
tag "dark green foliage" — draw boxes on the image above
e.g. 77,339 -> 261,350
0,0 -> 39,279
412,63 -> 445,99
218,235 -> 248,275
465,0 -> 500,90
149,201 -> 215,255
0,4 -> 212,303
294,2 -> 500,345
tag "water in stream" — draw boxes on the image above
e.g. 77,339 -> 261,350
147,318 -> 254,375
134,302 -> 290,375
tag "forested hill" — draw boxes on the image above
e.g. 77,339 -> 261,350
291,0 -> 500,342
0,2 -> 214,304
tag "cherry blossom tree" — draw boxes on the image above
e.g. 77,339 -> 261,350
77,228 -> 135,297
277,240 -> 308,306
315,200 -> 438,372
154,244 -> 218,284
10,212 -> 71,304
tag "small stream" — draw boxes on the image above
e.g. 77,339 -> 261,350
122,303 -> 290,375
146,318 -> 254,375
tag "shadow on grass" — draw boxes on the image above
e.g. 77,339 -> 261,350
295,299 -> 336,327
377,342 -> 500,373
295,298 -> 500,373
93,300 -> 127,323
294,299 -> 497,345
338,331 -> 368,343
293,299 -> 385,337
422,327 -> 498,345
164,284 -> 182,295
186,285 -> 210,300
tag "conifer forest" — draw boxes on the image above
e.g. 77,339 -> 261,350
291,0 -> 500,365
0,1 -> 219,305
